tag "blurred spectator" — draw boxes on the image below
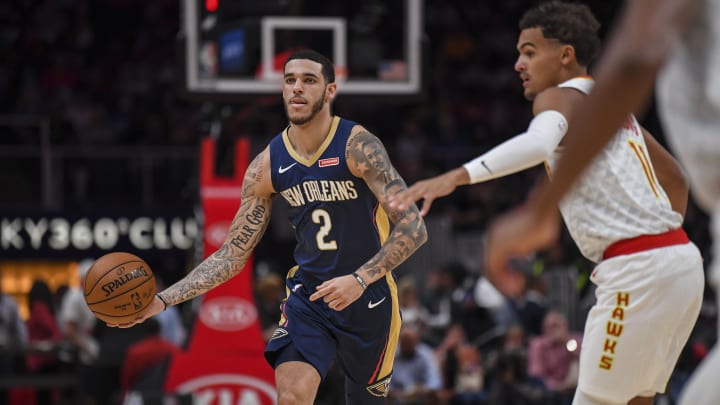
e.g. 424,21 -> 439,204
435,323 -> 466,398
91,322 -> 148,404
389,324 -> 443,405
58,259 -> 97,405
514,275 -> 549,337
120,318 -> 180,395
398,276 -> 429,331
527,311 -> 582,404
153,278 -> 186,347
486,351 -> 546,405
0,283 -> 28,405
449,343 -> 486,405
421,263 -> 466,345
484,323 -> 528,372
52,285 -> 69,320
254,271 -> 284,342
26,280 -> 64,405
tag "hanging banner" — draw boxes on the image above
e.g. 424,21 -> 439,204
164,137 -> 276,404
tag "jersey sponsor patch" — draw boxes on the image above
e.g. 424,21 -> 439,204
366,376 -> 392,397
319,157 -> 339,167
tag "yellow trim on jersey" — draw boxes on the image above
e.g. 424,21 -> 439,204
282,116 -> 341,167
277,265 -> 300,326
377,272 -> 400,380
375,204 -> 391,245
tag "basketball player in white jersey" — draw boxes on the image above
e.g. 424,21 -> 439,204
389,2 -> 704,404
464,0 -> 718,403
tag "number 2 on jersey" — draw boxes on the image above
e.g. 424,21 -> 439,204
312,209 -> 338,250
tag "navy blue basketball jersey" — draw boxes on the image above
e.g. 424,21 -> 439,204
269,116 -> 391,286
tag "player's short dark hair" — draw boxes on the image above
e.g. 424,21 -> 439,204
519,1 -> 601,66
284,49 -> 335,84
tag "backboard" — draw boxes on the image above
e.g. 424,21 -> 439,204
181,0 -> 423,96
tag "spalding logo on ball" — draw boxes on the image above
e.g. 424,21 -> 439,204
84,252 -> 156,324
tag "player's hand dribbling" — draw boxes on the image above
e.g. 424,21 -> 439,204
106,295 -> 165,328
310,274 -> 365,311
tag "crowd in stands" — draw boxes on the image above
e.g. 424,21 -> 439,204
0,0 -> 717,404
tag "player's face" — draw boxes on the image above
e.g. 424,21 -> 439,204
283,59 -> 334,125
514,27 -> 566,100
363,142 -> 388,172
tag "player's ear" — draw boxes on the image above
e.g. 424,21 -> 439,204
560,45 -> 576,65
325,82 -> 337,102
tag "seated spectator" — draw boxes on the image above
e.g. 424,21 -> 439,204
254,271 -> 284,342
390,324 -> 443,404
26,280 -> 64,405
153,278 -> 187,347
120,318 -> 180,394
527,311 -> 582,404
450,343 -> 487,405
58,259 -> 98,405
486,351 -> 546,405
0,284 -> 28,405
398,277 -> 429,331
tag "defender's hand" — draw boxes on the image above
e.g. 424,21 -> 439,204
388,171 -> 462,216
310,274 -> 365,311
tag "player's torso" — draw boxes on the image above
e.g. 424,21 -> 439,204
546,78 -> 683,262
269,116 -> 390,285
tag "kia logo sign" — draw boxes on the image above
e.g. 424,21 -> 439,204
199,297 -> 258,331
206,221 -> 231,249
176,374 -> 276,405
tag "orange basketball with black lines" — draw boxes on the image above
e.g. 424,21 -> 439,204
84,252 -> 156,324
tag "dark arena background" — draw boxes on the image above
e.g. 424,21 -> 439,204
0,1 -> 714,404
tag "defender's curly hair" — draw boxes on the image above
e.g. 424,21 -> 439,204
519,1 -> 601,66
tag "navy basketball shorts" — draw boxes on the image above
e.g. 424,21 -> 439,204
264,269 -> 400,400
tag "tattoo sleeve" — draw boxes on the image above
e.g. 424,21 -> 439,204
159,153 -> 273,306
347,130 -> 428,283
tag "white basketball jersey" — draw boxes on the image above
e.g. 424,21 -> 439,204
546,77 -> 683,263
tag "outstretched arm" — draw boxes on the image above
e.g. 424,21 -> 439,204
388,88 -> 581,216
310,126 -> 427,311
483,0 -> 697,296
111,148 -> 275,326
527,0 -> 696,218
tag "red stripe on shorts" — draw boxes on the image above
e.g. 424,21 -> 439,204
603,228 -> 689,260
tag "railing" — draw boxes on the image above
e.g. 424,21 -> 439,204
0,115 -> 198,210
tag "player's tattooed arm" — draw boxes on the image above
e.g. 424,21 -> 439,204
159,149 -> 274,306
346,127 -> 428,284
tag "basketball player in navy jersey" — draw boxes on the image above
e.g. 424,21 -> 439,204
113,49 -> 427,404
389,2 -> 703,404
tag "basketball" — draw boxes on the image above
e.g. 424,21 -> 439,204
84,252 -> 156,324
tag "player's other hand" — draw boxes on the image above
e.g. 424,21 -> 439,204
388,169 -> 464,216
484,203 -> 561,298
106,295 -> 165,328
310,274 -> 365,311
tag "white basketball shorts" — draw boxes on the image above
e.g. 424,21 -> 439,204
574,242 -> 704,404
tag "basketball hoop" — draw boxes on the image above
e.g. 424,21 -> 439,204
335,66 -> 348,83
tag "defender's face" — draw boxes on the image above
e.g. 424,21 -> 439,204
514,27 -> 565,100
282,59 -> 333,125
